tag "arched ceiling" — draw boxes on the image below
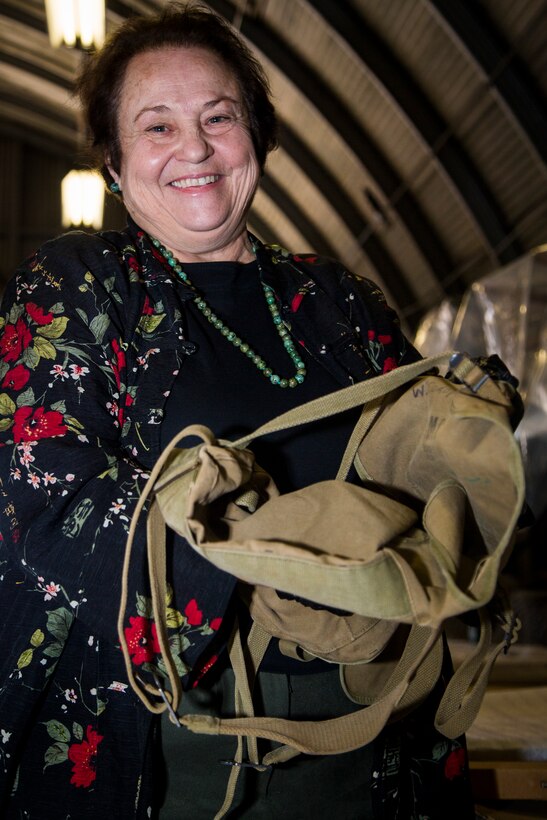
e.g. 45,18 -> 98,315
1,0 -> 546,328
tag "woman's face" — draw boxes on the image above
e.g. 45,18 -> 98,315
109,47 -> 260,262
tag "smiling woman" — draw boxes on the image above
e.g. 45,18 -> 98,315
0,4 -> 477,820
108,47 -> 260,261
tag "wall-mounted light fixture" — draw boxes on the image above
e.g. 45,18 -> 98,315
62,170 -> 105,230
45,0 -> 105,49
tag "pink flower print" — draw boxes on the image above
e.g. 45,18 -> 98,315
50,364 -> 69,380
27,473 -> 41,489
69,364 -> 90,379
43,581 -> 60,601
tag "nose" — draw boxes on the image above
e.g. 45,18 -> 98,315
175,125 -> 212,163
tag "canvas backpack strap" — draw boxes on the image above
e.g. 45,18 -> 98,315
233,353 -> 457,449
118,424 -> 216,716
434,602 -> 521,738
179,625 -> 441,756
213,619 -> 272,820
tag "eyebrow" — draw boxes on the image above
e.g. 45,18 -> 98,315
134,97 -> 242,124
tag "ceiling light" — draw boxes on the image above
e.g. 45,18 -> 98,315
45,0 -> 105,49
62,170 -> 104,230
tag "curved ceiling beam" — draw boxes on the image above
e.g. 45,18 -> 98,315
429,0 -> 547,172
260,172 -> 338,260
208,0 -> 456,291
277,120 -> 416,312
310,0 -> 522,267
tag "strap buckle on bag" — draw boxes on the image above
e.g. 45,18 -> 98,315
449,352 -> 491,394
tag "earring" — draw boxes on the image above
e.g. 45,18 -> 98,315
109,182 -> 121,194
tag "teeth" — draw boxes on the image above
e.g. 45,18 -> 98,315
171,175 -> 218,189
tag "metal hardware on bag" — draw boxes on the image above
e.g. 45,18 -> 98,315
501,613 -> 521,654
152,673 -> 181,725
136,672 -> 181,725
220,760 -> 272,772
449,352 -> 491,394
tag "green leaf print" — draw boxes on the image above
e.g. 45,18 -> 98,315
16,388 -> 35,408
30,629 -> 45,647
42,641 -> 64,659
0,393 -> 16,416
34,337 -> 57,360
73,722 -> 84,741
89,313 -> 110,344
44,720 -> 71,743
46,608 -> 73,642
17,648 -> 33,669
22,346 -> 40,369
36,316 -> 69,340
44,741 -> 69,769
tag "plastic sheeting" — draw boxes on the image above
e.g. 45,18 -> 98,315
414,247 -> 547,519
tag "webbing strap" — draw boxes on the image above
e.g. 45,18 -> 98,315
233,353 -> 453,450
213,621 -> 271,820
435,607 -> 521,737
180,626 -> 440,755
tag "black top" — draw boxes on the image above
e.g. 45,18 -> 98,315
161,259 -> 361,490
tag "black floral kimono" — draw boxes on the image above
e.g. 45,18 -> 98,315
0,221 -> 473,818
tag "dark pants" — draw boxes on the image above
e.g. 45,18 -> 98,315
160,662 -> 375,819
159,654 -> 476,819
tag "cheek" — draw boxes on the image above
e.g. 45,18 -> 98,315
121,146 -> 166,185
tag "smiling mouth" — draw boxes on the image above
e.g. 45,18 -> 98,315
170,175 -> 220,189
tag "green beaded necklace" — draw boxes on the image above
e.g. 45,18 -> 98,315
150,237 -> 307,388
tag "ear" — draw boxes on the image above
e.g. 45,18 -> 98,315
105,154 -> 121,187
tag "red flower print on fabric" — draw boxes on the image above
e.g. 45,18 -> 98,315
382,357 -> 397,373
444,747 -> 466,780
185,598 -> 203,626
68,725 -> 104,788
142,296 -> 155,315
124,616 -> 161,665
25,302 -> 54,326
192,653 -> 219,688
210,617 -> 222,631
110,339 -> 126,392
0,319 -> 32,363
2,364 -> 30,391
12,406 -> 68,442
291,292 -> 305,313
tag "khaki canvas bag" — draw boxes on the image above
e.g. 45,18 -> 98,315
119,352 -> 524,811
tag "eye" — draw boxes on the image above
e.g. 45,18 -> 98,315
203,113 -> 236,133
146,124 -> 169,133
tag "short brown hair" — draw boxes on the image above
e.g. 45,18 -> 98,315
76,2 -> 278,181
